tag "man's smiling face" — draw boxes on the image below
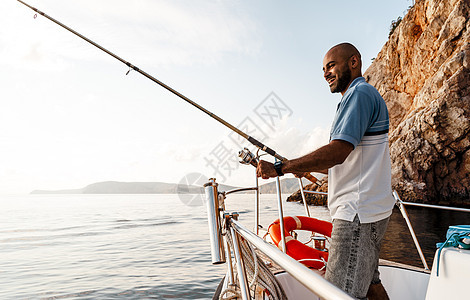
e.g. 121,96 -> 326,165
323,50 -> 352,95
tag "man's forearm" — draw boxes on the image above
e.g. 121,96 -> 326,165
256,140 -> 353,180
282,140 -> 353,174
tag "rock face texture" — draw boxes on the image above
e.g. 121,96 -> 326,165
286,177 -> 328,206
290,0 -> 470,206
365,0 -> 470,206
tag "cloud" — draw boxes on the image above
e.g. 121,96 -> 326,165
165,144 -> 204,162
2,0 -> 261,70
258,117 -> 330,160
92,0 -> 262,65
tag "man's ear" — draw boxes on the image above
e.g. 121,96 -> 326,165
350,55 -> 359,69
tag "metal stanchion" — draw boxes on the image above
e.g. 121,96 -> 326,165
298,178 -> 311,217
393,191 -> 430,270
275,176 -> 287,253
229,213 -> 251,300
204,179 -> 226,264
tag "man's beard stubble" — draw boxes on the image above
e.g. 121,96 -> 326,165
330,67 -> 352,94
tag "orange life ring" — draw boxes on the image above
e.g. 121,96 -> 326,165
268,216 -> 332,269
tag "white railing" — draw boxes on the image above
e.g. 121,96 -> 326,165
229,218 -> 354,300
392,191 -> 470,270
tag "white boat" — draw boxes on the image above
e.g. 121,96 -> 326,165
14,3 -> 468,298
204,150 -> 470,300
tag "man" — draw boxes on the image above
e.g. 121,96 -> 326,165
256,43 -> 395,299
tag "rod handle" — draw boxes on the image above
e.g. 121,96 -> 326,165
303,173 -> 320,185
247,136 -> 285,161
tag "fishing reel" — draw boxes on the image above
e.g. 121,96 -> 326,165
238,147 -> 259,168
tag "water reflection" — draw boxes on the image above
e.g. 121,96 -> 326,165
381,206 -> 470,268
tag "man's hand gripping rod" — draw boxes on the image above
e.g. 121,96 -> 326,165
238,148 -> 320,184
17,0 -> 320,185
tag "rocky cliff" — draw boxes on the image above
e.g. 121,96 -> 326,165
290,0 -> 470,206
365,0 -> 470,206
286,177 -> 328,206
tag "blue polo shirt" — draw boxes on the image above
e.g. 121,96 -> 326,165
330,77 -> 390,147
328,77 -> 395,223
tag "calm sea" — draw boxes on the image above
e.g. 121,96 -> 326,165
0,193 -> 468,299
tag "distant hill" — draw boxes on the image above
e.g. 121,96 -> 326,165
258,177 -> 311,194
30,178 -> 312,195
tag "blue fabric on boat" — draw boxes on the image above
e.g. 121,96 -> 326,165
435,225 -> 470,276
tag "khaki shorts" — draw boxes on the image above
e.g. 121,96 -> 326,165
325,215 -> 390,299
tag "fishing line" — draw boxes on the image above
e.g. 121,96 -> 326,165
17,0 -> 320,184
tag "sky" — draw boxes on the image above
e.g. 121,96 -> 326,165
0,0 -> 413,194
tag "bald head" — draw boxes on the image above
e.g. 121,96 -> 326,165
328,43 -> 361,65
323,43 -> 363,94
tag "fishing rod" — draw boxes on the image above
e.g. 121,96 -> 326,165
17,0 -> 320,184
